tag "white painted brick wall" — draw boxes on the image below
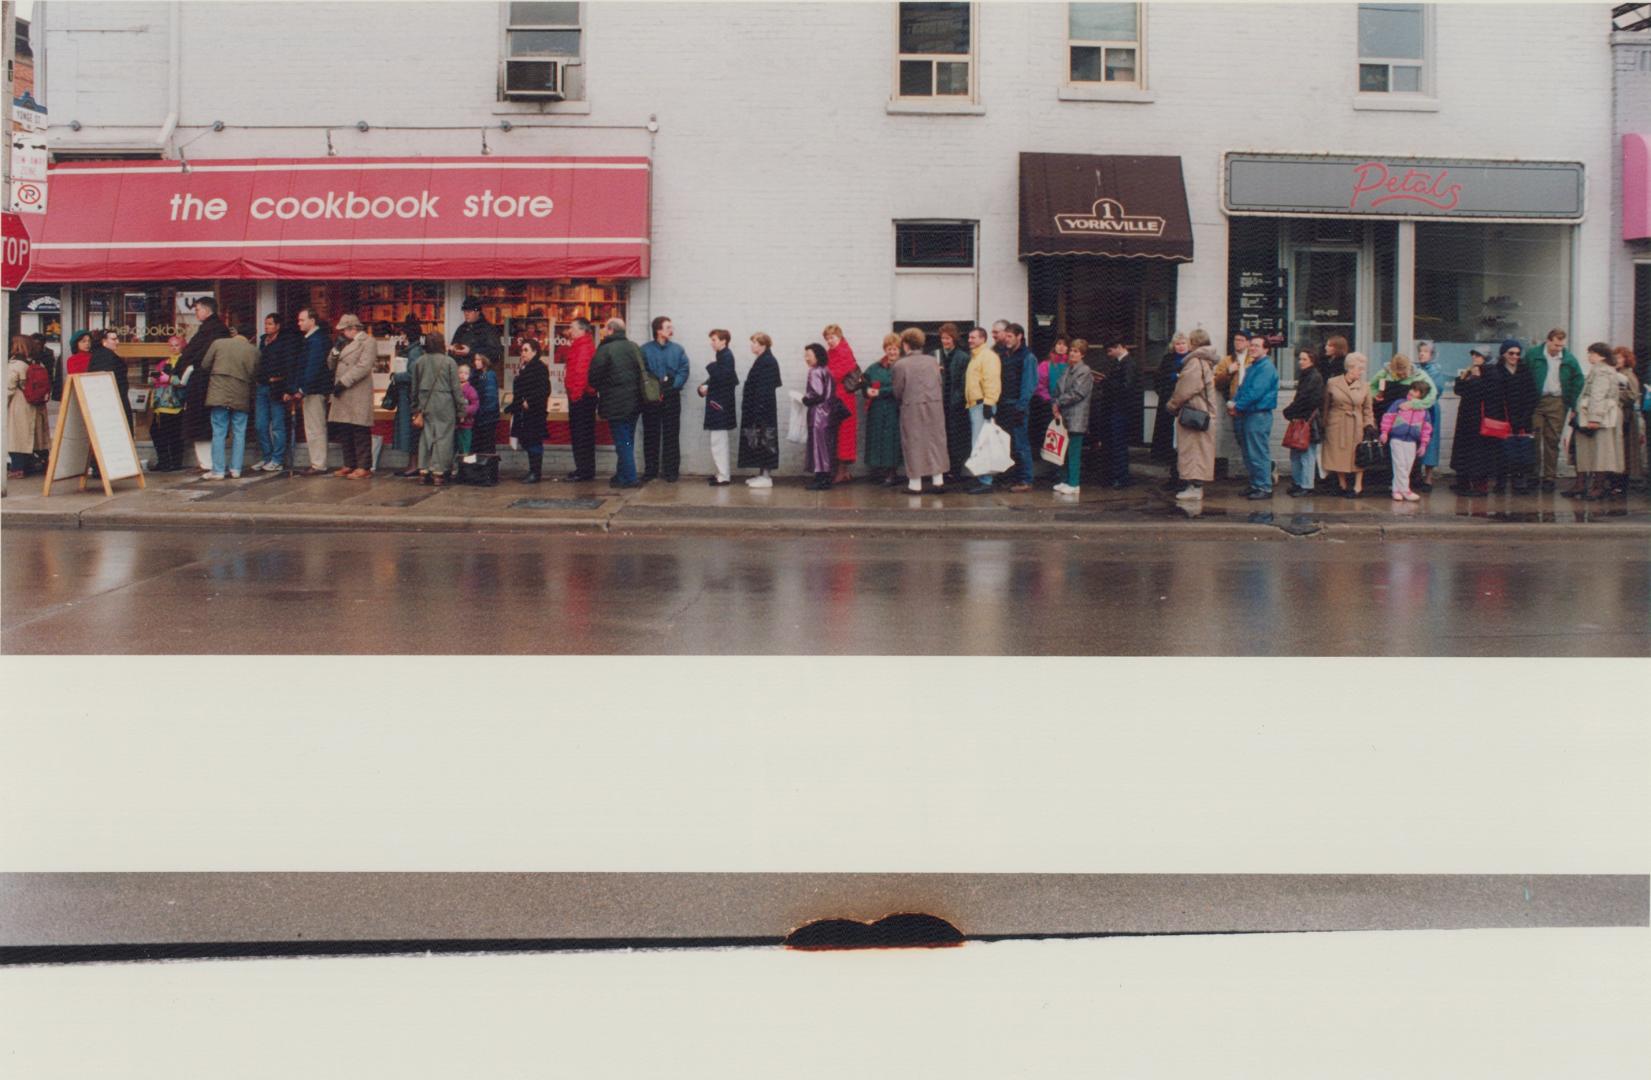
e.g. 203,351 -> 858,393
41,1 -> 1619,475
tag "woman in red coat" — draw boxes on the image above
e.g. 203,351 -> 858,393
823,323 -> 858,484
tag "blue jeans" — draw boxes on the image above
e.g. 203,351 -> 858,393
254,385 -> 286,464
610,417 -> 637,485
210,407 -> 249,476
1237,411 -> 1274,494
1008,417 -> 1032,484
967,405 -> 993,485
1290,443 -> 1319,490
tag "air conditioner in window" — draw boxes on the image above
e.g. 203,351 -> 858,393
502,58 -> 567,101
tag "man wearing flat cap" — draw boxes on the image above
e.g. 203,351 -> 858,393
328,314 -> 378,478
449,297 -> 504,454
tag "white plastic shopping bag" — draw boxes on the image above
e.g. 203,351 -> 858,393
786,391 -> 808,444
965,420 -> 1014,476
1040,418 -> 1069,465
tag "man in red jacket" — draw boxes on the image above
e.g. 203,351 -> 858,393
563,318 -> 598,482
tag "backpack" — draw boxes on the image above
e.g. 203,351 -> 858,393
22,362 -> 52,406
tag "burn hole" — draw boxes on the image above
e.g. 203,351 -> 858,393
784,913 -> 965,951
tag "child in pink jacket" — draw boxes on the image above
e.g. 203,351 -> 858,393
455,364 -> 480,456
1380,381 -> 1434,501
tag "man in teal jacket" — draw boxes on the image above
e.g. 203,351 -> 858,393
1525,328 -> 1584,490
1229,334 -> 1280,499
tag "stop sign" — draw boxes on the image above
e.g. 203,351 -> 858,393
3,212 -> 34,290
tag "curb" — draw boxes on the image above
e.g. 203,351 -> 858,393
7,499 -> 1649,542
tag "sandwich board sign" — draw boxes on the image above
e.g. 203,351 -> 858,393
43,372 -> 146,497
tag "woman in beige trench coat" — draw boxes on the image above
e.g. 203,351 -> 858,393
1573,342 -> 1624,499
7,337 -> 50,476
1322,351 -> 1376,497
1165,343 -> 1221,500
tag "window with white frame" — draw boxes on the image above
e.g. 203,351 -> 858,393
500,1 -> 583,101
1068,3 -> 1143,87
1357,3 -> 1428,94
895,2 -> 974,99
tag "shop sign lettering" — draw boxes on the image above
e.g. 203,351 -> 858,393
1348,161 -> 1463,212
1054,198 -> 1166,237
1225,153 -> 1584,220
171,190 -> 555,222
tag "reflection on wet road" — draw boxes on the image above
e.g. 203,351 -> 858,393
3,529 -> 1647,655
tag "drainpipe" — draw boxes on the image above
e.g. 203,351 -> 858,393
155,1 -> 181,151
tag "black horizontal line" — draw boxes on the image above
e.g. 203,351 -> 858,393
2,928 -> 1329,967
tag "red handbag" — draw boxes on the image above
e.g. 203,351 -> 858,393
1478,405 -> 1512,440
1282,417 -> 1313,451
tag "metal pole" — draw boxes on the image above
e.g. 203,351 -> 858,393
2,1 -> 16,497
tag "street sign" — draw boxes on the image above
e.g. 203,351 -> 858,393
12,93 -> 47,132
11,134 -> 47,181
2,211 -> 33,290
10,177 -> 48,213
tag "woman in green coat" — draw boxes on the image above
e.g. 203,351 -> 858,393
414,331 -> 465,486
864,333 -> 903,484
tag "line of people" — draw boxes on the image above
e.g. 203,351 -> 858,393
1157,326 -> 1647,503
11,306 -> 1647,500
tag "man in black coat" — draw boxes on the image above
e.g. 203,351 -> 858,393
449,296 -> 503,368
1092,337 -> 1139,489
176,297 -> 231,470
87,329 -> 133,430
254,313 -> 301,471
450,297 -> 503,456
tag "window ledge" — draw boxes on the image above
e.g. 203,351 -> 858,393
886,99 -> 986,117
492,99 -> 593,117
1352,94 -> 1440,113
1058,84 -> 1154,104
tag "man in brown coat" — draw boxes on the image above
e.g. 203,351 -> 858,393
328,314 -> 377,478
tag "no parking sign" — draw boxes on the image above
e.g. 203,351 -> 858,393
10,178 -> 48,213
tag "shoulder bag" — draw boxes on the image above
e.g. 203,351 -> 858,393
637,353 -> 663,404
1176,362 -> 1212,431
1478,404 -> 1512,440
1282,413 -> 1314,451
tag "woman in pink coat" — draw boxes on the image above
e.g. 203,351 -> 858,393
823,324 -> 858,484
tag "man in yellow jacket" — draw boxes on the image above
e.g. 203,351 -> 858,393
963,325 -> 1002,493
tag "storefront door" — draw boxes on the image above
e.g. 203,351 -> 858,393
1289,247 -> 1359,355
1028,257 -> 1176,362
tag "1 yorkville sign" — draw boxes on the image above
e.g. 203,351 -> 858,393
1053,197 -> 1167,237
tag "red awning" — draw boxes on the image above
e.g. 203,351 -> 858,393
29,156 -> 651,282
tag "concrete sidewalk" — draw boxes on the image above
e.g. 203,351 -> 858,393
4,463 -> 1648,540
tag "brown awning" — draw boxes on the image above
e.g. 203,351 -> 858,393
1019,152 -> 1193,261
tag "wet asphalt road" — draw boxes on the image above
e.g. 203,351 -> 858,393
2,528 -> 1648,655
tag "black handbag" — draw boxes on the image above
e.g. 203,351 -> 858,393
1177,405 -> 1210,431
1354,436 -> 1385,470
456,454 -> 500,486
